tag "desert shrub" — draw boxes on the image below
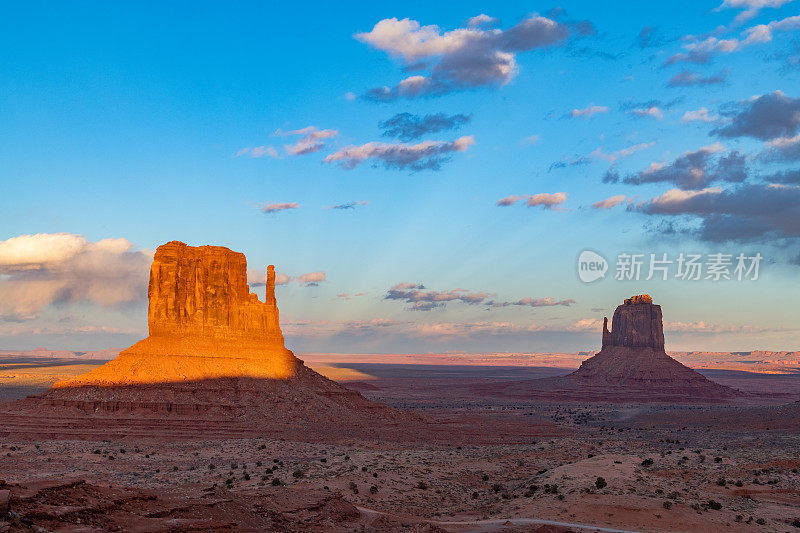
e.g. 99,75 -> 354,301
369,485 -> 378,494
708,500 -> 722,510
208,464 -> 215,470
790,518 -> 800,528
716,477 -> 726,486
714,457 -> 722,463
256,461 -> 262,467
595,477 -> 607,489
482,474 -> 489,481
756,518 -> 766,525
243,473 -> 250,480
663,501 -> 672,510
641,458 -> 654,467
271,478 -> 282,486
292,469 -> 304,479
491,483 -> 504,493
416,481 -> 428,490
320,458 -> 327,463
471,492 -> 479,499
543,484 -> 559,494
735,480 -> 743,487
361,466 -> 367,472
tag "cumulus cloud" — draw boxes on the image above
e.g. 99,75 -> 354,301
591,142 -> 654,162
260,202 -> 299,214
281,126 -> 338,156
592,195 -> 627,209
496,192 -> 567,209
235,146 -> 279,158
323,136 -> 474,171
636,183 -> 800,243
667,70 -> 727,86
0,233 -> 152,321
630,107 -> 664,119
356,15 -> 572,100
384,282 -> 573,311
681,107 -> 719,123
379,112 -> 471,141
604,143 -> 747,190
713,91 -> 800,140
716,0 -> 795,24
326,201 -> 369,210
568,105 -> 609,118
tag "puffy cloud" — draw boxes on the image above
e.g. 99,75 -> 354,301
496,193 -> 567,209
592,195 -> 627,209
235,146 -> 279,158
637,26 -> 674,48
604,143 -> 747,190
630,107 -> 664,119
761,167 -> 800,183
762,133 -> 800,161
741,14 -> 800,42
356,15 -> 571,100
681,107 -> 719,123
667,70 -> 727,86
591,142 -> 655,162
326,201 -> 369,210
713,91 -> 800,140
636,183 -> 800,243
297,271 -> 326,286
0,233 -> 152,321
467,14 -> 500,28
281,126 -> 338,156
526,192 -> 568,209
716,0 -> 795,24
548,155 -> 592,171
568,105 -> 609,118
379,112 -> 471,141
260,202 -> 299,214
323,136 -> 474,171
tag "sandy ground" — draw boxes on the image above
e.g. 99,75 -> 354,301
0,358 -> 798,532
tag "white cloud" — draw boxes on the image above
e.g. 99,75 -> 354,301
716,0 -> 795,25
569,105 -> 609,118
356,15 -> 570,100
591,142 -> 655,162
497,193 -> 567,209
0,233 -> 152,321
260,202 -> 299,214
235,146 -> 279,158
324,136 -> 474,170
631,107 -> 663,120
592,195 -> 627,209
282,126 -> 338,156
681,107 -> 719,123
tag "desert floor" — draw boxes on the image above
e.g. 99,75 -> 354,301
1,357 -> 799,532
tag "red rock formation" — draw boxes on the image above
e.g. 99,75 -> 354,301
566,295 -> 737,399
34,242 -> 400,425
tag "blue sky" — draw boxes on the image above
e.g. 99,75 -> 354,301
1,1 -> 799,353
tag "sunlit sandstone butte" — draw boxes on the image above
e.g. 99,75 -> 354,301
54,241 -> 297,387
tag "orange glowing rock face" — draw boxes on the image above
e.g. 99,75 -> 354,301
53,241 -> 297,387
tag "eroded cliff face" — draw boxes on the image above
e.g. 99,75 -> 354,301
607,299 -> 665,350
148,241 -> 282,343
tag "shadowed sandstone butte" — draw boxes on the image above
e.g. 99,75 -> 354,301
564,294 -> 738,398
